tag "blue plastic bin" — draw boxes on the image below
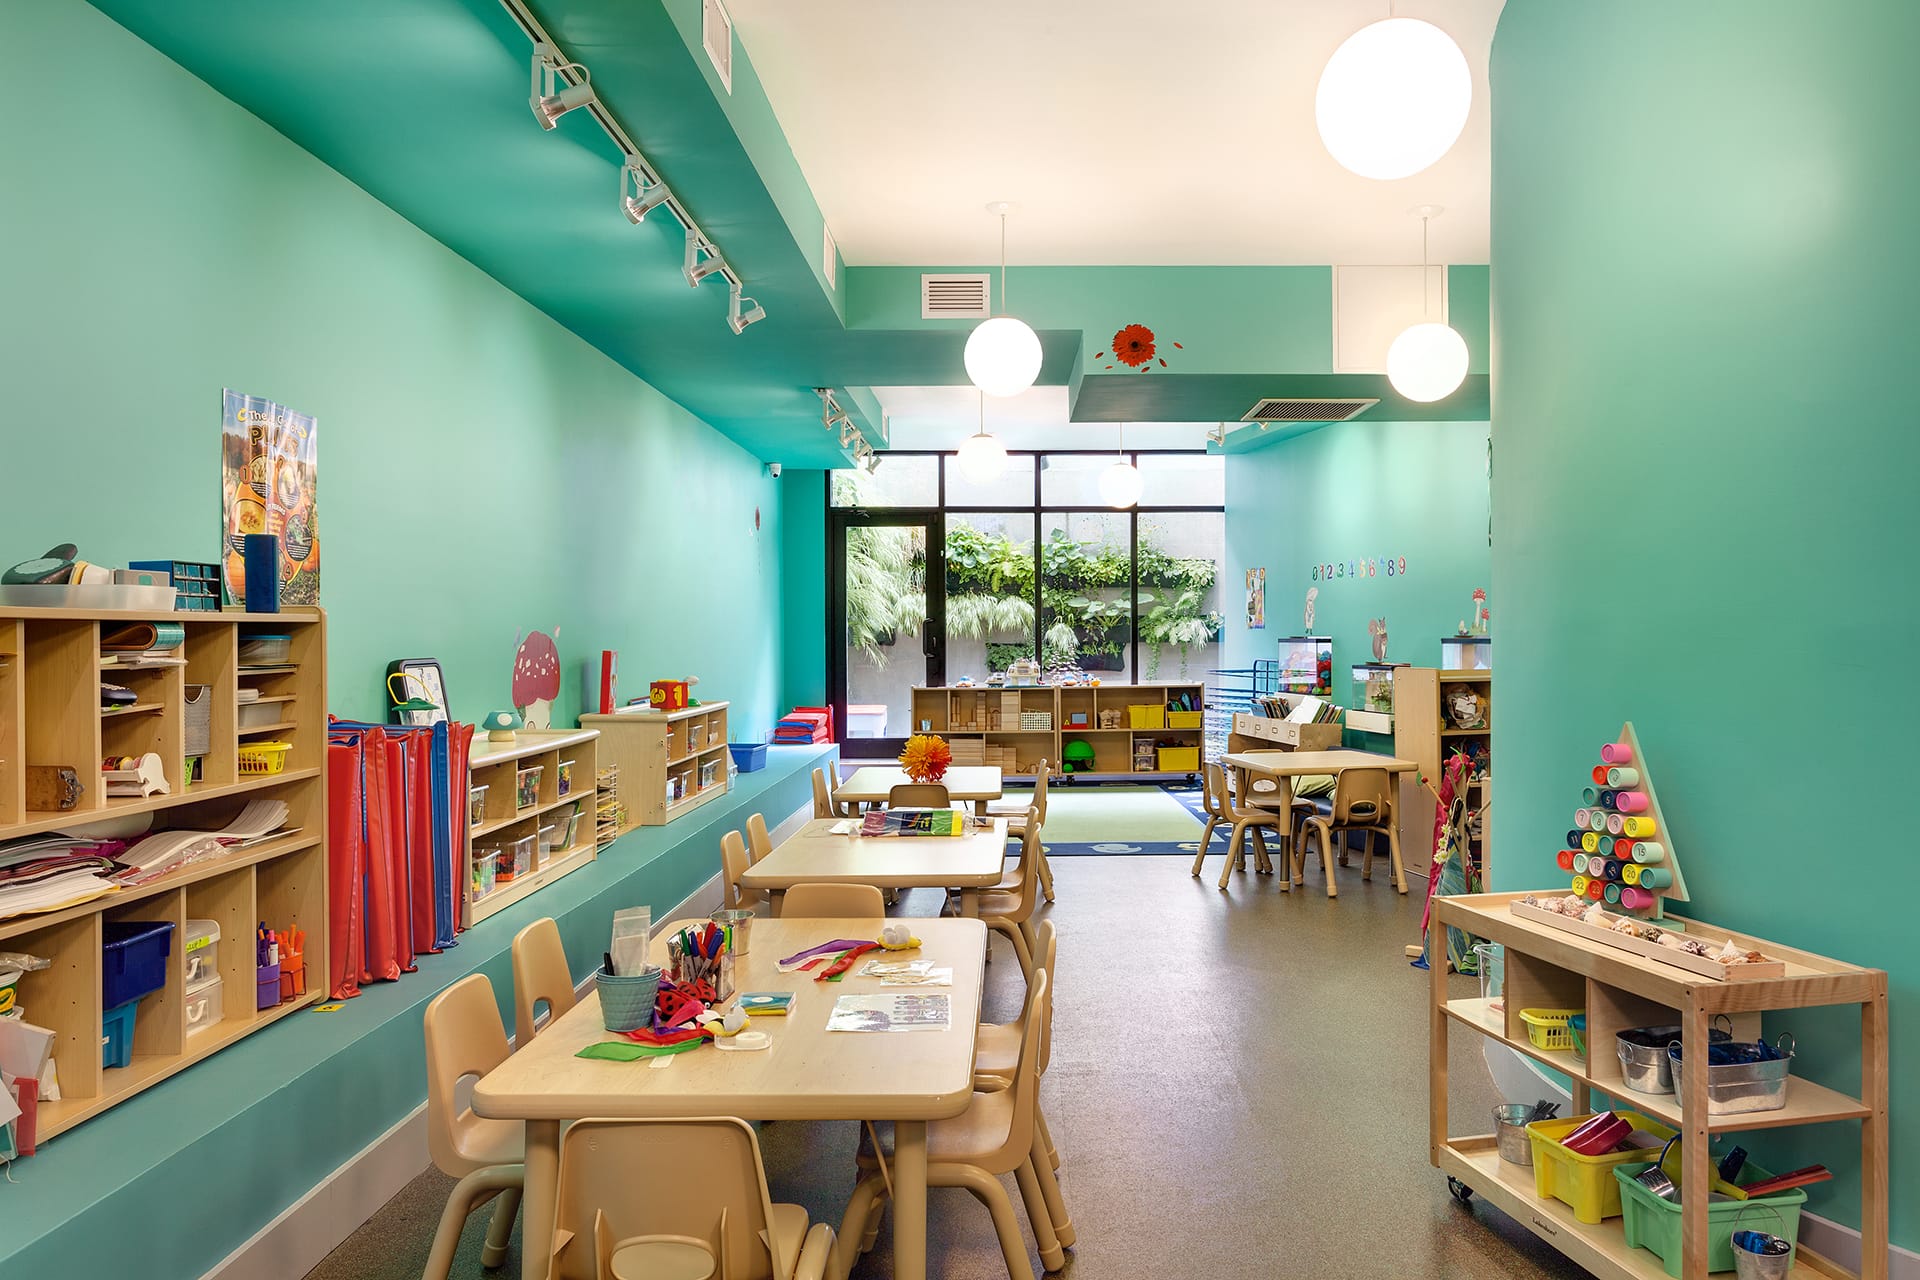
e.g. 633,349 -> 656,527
729,742 -> 769,772
102,920 -> 175,1007
102,998 -> 140,1068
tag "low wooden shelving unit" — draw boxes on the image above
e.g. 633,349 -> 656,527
1397,667 -> 1491,873
909,682 -> 1204,780
464,728 -> 600,926
579,701 -> 731,832
0,605 -> 327,1143
1431,890 -> 1888,1280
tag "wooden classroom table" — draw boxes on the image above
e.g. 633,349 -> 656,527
741,816 -> 1009,917
835,764 -> 1004,815
1220,749 -> 1419,896
474,916 -> 988,1280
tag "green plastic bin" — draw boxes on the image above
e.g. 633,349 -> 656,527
1614,1159 -> 1807,1276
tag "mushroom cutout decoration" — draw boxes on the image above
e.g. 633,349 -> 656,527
480,709 -> 523,744
512,627 -> 562,728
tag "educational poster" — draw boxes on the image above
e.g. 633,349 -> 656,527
1244,567 -> 1265,629
221,390 -> 319,607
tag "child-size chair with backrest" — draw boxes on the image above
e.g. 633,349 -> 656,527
887,782 -> 950,808
511,917 -> 577,1047
422,974 -> 525,1279
987,765 -> 1053,902
720,830 -> 767,914
843,971 -> 1060,1280
746,812 -> 773,864
1191,763 -> 1291,891
977,813 -> 1042,976
973,919 -> 1068,1227
778,881 -> 886,918
548,1116 -> 835,1280
811,767 -> 854,819
1295,767 -> 1403,897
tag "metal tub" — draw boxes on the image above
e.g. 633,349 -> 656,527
1667,1036 -> 1794,1115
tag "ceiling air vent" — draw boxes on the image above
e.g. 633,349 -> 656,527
922,273 -> 992,320
1241,398 -> 1378,423
702,0 -> 733,93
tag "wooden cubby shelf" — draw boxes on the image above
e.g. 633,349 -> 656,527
580,702 -> 731,830
0,604 -> 327,1146
1432,890 -> 1888,1280
907,683 -> 1205,780
463,728 -> 601,926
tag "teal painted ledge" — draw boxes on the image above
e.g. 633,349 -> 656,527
0,743 -> 835,1280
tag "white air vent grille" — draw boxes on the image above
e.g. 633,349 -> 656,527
1241,398 -> 1378,423
702,0 -> 733,93
922,273 -> 992,320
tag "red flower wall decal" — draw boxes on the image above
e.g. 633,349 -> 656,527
1094,323 -> 1183,372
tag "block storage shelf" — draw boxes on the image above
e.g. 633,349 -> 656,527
1395,667 -> 1491,876
0,605 -> 327,1145
907,684 -> 1204,780
464,729 -> 600,926
1431,890 -> 1887,1280
578,701 -> 729,831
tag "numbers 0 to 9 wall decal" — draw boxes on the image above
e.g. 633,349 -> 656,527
1311,557 -> 1406,581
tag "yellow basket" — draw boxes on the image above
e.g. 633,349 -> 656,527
1527,1111 -> 1675,1223
237,741 -> 292,776
1519,1007 -> 1582,1052
1127,704 -> 1165,729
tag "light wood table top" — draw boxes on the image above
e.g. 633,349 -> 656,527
1221,749 -> 1417,777
473,915 -> 987,1123
740,817 -> 1009,891
835,765 -> 1004,804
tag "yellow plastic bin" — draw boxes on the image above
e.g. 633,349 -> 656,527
1167,709 -> 1203,729
1525,1111 -> 1676,1223
1127,704 -> 1165,729
1158,747 -> 1200,772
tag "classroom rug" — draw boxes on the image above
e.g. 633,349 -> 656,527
1008,783 -> 1204,856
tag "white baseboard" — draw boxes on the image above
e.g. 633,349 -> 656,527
201,799 -> 813,1280
1799,1209 -> 1917,1280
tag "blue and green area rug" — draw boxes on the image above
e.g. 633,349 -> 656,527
1013,783 -> 1208,856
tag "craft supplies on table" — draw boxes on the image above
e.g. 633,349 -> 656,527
595,966 -> 663,1033
666,921 -> 734,1001
737,991 -> 794,1015
825,992 -> 951,1033
1526,1110 -> 1675,1223
859,807 -> 969,837
710,908 -> 753,955
609,907 -> 651,976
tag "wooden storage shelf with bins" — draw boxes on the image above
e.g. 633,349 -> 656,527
464,728 -> 600,926
0,605 -> 326,1144
579,702 -> 730,832
1396,667 -> 1490,876
1431,891 -> 1887,1280
909,683 -> 1204,780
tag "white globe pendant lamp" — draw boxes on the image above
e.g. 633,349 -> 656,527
964,202 -> 1042,398
956,392 -> 1009,484
1387,206 -> 1469,403
1099,423 -> 1142,509
1315,17 -> 1472,181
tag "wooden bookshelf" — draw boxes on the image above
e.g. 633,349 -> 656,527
464,729 -> 600,925
908,683 -> 1204,780
0,605 -> 327,1145
578,702 -> 730,830
1395,667 -> 1490,876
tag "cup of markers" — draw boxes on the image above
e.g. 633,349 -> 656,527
668,921 -> 735,1002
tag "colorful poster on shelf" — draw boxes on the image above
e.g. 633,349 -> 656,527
220,390 -> 319,607
1244,567 -> 1265,629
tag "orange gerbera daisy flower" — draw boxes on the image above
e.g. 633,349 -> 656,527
899,734 -> 952,784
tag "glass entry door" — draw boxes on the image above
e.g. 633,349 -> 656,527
829,511 -> 943,760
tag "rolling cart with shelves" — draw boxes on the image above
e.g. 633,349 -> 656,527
1431,890 -> 1887,1280
0,605 -> 327,1144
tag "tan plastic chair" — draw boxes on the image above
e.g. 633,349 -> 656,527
1191,764 -> 1291,890
720,830 -> 769,914
511,917 -> 577,1047
842,971 -> 1059,1280
548,1116 -> 835,1280
779,881 -> 886,918
1296,767 -> 1404,897
746,813 -> 773,864
977,815 -> 1041,976
1193,763 -> 1229,858
974,920 -> 1067,1199
422,975 -> 524,1279
987,765 -> 1053,903
887,782 -> 950,808
811,767 -> 855,819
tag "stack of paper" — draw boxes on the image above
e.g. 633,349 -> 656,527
0,837 -> 125,919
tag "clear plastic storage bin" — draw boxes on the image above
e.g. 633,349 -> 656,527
183,918 -> 221,985
184,973 -> 224,1036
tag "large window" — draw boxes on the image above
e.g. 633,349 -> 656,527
833,451 -> 1224,686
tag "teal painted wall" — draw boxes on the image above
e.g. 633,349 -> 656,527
779,469 -> 829,711
1223,419 -> 1491,705
0,0 -> 781,732
1492,2 -> 1914,1248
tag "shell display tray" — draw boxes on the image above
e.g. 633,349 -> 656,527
1508,901 -> 1786,982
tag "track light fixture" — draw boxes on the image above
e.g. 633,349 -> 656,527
684,231 -> 724,288
529,43 -> 595,130
727,283 -> 767,334
620,158 -> 671,224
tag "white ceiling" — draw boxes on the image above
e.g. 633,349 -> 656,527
873,385 -> 1214,451
726,0 -> 1506,266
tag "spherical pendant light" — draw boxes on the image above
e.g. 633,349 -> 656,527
1386,321 -> 1470,402
1315,18 -> 1472,181
1099,458 -> 1142,509
964,315 -> 1043,399
956,428 -> 1009,483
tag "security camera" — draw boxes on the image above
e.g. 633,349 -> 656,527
767,462 -> 782,478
